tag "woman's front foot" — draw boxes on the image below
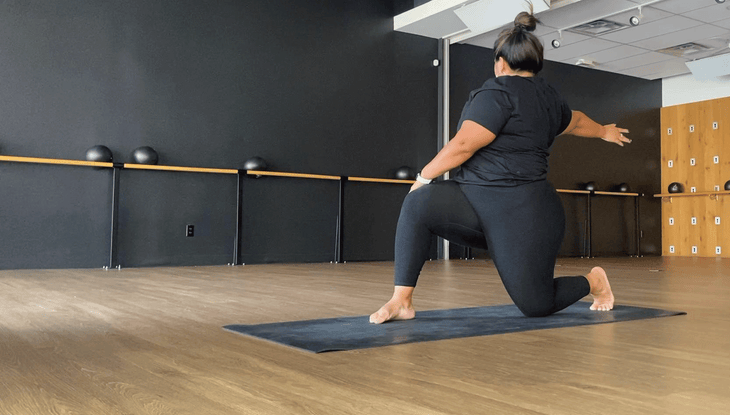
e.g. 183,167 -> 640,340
369,286 -> 416,324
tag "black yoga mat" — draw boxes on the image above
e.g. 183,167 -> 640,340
224,302 -> 685,353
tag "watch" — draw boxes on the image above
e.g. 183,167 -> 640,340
416,173 -> 433,184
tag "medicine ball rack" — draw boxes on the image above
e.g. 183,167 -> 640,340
0,154 -> 643,267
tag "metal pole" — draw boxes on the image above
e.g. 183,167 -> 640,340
232,170 -> 244,265
587,193 -> 592,258
335,177 -> 346,263
107,164 -> 121,269
437,37 -> 451,260
635,194 -> 641,257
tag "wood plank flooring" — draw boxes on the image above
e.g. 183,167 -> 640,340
1,257 -> 728,414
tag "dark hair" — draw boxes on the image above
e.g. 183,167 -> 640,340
493,3 -> 543,74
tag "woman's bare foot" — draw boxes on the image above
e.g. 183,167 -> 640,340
369,286 -> 416,324
586,266 -> 614,311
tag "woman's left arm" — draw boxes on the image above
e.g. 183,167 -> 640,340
411,120 -> 497,192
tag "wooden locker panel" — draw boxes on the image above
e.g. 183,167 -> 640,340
673,197 -> 693,256
662,198 -> 679,256
661,98 -> 729,257
719,98 -> 730,189
697,196 -> 713,257
702,100 -> 720,192
661,105 -> 679,193
684,103 -> 703,195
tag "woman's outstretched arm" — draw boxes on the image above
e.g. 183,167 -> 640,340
561,110 -> 631,146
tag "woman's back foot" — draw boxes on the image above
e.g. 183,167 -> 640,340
586,266 -> 614,311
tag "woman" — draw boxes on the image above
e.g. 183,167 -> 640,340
370,9 -> 629,324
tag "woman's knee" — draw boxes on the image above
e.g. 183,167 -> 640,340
515,302 -> 553,318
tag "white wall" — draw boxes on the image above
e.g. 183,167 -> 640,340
663,73 -> 730,107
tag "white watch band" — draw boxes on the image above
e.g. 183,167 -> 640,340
416,173 -> 433,184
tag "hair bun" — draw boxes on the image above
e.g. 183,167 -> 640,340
514,11 -> 538,32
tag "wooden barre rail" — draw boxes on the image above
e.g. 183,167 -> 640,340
124,164 -> 238,175
348,177 -> 415,184
247,170 -> 340,180
557,189 -> 590,194
594,190 -> 640,197
654,191 -> 730,198
557,189 -> 640,197
0,155 -> 114,168
0,155 -> 645,195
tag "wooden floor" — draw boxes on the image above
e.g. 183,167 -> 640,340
1,257 -> 728,414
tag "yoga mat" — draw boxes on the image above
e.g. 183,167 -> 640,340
224,302 -> 685,353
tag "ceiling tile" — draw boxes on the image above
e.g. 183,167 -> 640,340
602,51 -> 675,71
683,3 -> 730,24
619,58 -> 690,79
714,16 -> 730,29
601,15 -> 703,43
651,0 -> 715,15
563,44 -> 648,65
633,24 -> 729,51
544,38 -> 620,61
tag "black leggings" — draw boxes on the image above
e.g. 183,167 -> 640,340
394,180 -> 590,317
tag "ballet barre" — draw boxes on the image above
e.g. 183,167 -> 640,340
0,155 -> 114,168
0,153 -> 416,267
1,153 -> 644,264
568,189 -> 642,258
654,191 -> 730,201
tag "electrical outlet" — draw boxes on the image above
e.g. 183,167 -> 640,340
716,217 -> 721,225
669,217 -> 674,225
689,125 -> 695,132
717,247 -> 722,255
691,187 -> 697,193
715,185 -> 721,192
713,122 -> 718,130
692,246 -> 698,254
669,246 -> 675,253
186,224 -> 194,237
667,128 -> 673,135
690,158 -> 696,166
691,217 -> 697,225
668,160 -> 673,168
714,156 -> 720,164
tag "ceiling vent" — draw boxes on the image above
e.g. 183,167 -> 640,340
567,19 -> 628,36
658,42 -> 713,58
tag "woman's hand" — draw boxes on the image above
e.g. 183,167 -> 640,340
601,124 -> 631,146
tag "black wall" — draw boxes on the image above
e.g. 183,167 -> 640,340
0,0 -> 438,269
449,44 -> 662,257
0,1 -> 663,270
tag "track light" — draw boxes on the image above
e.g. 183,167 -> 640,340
716,0 -> 725,4
552,39 -> 561,48
630,6 -> 643,26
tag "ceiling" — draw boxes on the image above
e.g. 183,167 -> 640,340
395,0 -> 730,80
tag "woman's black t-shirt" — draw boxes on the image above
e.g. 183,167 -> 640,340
453,76 -> 572,187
